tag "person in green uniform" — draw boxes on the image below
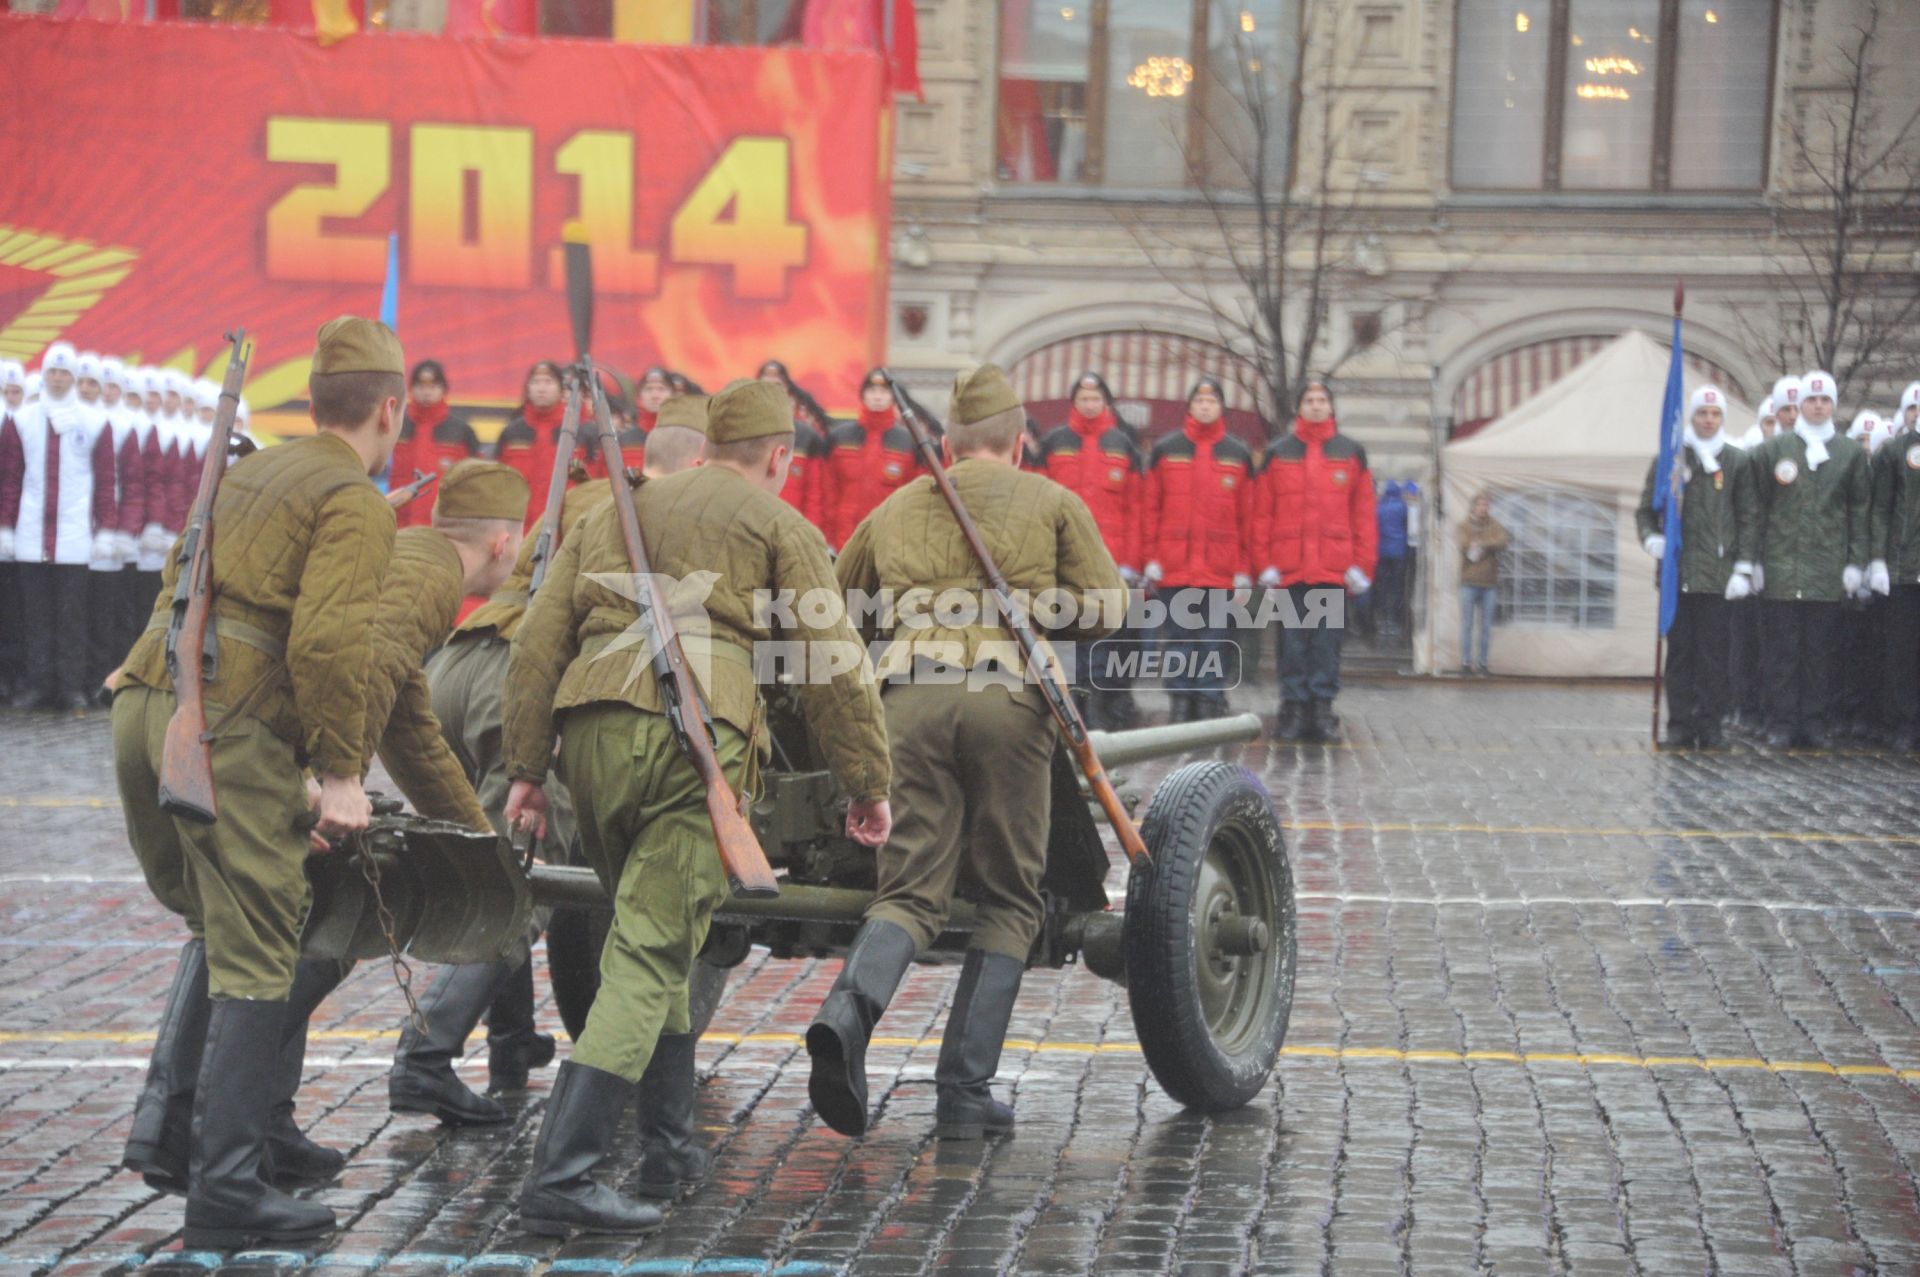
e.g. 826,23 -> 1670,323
1635,385 -> 1748,749
501,379 -> 892,1236
1874,385 -> 1920,750
123,459 -> 527,1195
390,395 -> 714,1190
1738,369 -> 1872,749
113,316 -> 404,1251
805,365 -> 1125,1142
254,458 -> 527,1162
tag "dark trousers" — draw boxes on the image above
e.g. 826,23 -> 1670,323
1727,597 -> 1763,721
1885,585 -> 1920,740
88,569 -> 125,689
1762,599 -> 1841,739
1158,587 -> 1234,716
0,563 -> 23,694
1083,618 -> 1143,730
1374,557 -> 1407,637
1665,592 -> 1730,738
1278,583 -> 1346,705
16,562 -> 90,701
1836,596 -> 1882,734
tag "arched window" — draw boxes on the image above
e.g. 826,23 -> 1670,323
1452,335 -> 1745,439
1007,329 -> 1271,442
1492,488 -> 1618,629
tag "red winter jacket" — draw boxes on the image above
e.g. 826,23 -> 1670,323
1038,408 -> 1143,572
1142,415 -> 1256,589
495,401 -> 592,530
1253,415 -> 1377,586
389,405 -> 481,527
781,419 -> 829,530
823,407 -> 920,548
584,408 -> 652,481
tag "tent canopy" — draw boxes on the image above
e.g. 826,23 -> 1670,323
1420,330 -> 1757,677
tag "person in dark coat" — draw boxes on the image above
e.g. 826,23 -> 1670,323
1374,481 -> 1409,640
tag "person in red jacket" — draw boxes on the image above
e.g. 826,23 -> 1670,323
1143,377 -> 1256,722
493,361 -> 584,530
1253,378 -> 1377,741
823,368 -> 920,549
1040,371 -> 1144,727
390,360 -> 481,527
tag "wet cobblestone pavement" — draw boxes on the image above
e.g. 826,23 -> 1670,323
4,681 -> 1920,1275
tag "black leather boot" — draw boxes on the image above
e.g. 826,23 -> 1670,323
390,961 -> 512,1125
183,998 -> 337,1251
265,959 -> 349,1185
518,1060 -> 663,1237
487,957 -> 557,1093
123,939 -> 209,1196
1274,701 -> 1307,741
636,1032 -> 710,1199
1309,700 -> 1341,741
805,919 -> 916,1137
933,950 -> 1025,1140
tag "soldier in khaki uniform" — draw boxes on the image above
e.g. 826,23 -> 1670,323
806,366 -> 1125,1141
112,317 -> 404,1251
501,379 -> 891,1236
389,396 -> 710,1171
250,459 -> 527,1159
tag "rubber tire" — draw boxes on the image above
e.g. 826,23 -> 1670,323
546,906 -> 731,1043
1124,760 -> 1295,1113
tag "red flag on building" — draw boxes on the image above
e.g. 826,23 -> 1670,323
444,0 -> 536,38
802,0 -> 920,99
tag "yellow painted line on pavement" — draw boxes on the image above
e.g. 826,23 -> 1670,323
6,1028 -> 1914,1085
0,796 -> 119,809
1289,818 -> 1920,847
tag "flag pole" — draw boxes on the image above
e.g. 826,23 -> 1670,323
1652,279 -> 1684,750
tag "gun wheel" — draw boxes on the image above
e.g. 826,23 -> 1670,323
1124,760 -> 1295,1113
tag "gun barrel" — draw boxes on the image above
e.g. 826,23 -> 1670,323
1086,712 -> 1262,768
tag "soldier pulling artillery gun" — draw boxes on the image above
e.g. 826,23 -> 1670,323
306,704 -> 1295,1114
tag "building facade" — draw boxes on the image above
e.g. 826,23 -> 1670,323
886,0 -> 1920,478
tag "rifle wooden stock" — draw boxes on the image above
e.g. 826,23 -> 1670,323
156,332 -> 251,825
885,373 -> 1151,866
586,360 -> 780,899
525,376 -> 585,599
385,469 -> 438,510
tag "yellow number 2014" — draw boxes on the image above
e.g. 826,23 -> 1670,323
264,121 -> 809,301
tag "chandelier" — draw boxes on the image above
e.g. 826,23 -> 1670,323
1128,55 -> 1195,98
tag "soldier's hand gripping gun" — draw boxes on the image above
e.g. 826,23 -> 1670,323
385,468 -> 439,511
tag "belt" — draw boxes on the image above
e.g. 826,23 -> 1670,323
146,613 -> 288,662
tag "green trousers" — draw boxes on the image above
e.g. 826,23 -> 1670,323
557,702 -> 747,1082
866,678 -> 1055,962
426,636 -> 578,858
112,685 -> 310,1000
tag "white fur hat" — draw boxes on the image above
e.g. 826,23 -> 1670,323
1756,395 -> 1775,422
1848,410 -> 1879,440
1801,370 -> 1838,404
1772,375 -> 1802,407
75,352 -> 104,382
100,357 -> 128,389
41,342 -> 78,374
1687,385 -> 1726,416
1901,382 -> 1920,412
193,378 -> 221,409
0,360 -> 23,390
163,369 -> 192,397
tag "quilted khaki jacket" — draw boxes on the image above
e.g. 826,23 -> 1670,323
503,465 -> 891,802
456,483 -> 613,644
359,527 -> 490,831
835,458 -> 1126,679
122,431 -> 392,777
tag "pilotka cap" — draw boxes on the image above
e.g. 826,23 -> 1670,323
312,316 -> 405,378
949,365 -> 1021,426
435,460 -> 530,523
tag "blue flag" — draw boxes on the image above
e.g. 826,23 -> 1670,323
1650,312 -> 1686,635
376,232 -> 400,491
379,231 -> 400,329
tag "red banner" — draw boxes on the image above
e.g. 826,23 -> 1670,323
0,17 -> 892,437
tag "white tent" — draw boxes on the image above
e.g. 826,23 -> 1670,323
1418,330 -> 1756,677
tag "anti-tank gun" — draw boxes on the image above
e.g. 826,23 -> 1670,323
305,702 -> 1294,1114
